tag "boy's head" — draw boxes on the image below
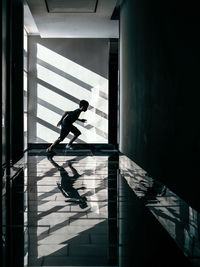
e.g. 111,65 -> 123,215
79,100 -> 89,112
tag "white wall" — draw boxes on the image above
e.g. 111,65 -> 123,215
28,37 -> 109,143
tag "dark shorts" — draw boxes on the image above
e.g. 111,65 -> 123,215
59,125 -> 81,141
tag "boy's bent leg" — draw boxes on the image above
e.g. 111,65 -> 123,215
67,125 -> 81,147
47,127 -> 69,152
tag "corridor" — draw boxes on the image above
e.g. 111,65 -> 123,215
1,0 -> 200,266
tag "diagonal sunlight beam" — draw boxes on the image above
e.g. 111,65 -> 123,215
37,82 -> 77,111
37,103 -> 61,126
37,43 -> 108,95
37,58 -> 108,100
37,58 -> 93,92
37,64 -> 91,100
37,78 -> 108,120
37,64 -> 108,116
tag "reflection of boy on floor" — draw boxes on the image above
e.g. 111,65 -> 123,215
46,100 -> 89,153
47,156 -> 87,209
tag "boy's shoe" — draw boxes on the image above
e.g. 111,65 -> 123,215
65,145 -> 72,150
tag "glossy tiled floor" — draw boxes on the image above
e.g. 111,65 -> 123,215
25,150 -> 118,266
2,149 -> 200,267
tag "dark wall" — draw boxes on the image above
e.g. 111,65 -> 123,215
109,39 -> 118,147
11,0 -> 24,164
120,0 -> 200,210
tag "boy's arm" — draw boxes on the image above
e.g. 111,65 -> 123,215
57,111 -> 70,126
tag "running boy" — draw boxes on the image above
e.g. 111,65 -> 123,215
46,100 -> 89,153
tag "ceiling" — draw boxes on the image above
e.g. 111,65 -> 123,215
25,0 -> 119,38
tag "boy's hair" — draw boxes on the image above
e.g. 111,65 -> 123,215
79,100 -> 89,109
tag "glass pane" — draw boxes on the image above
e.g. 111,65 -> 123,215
24,71 -> 27,112
24,29 -> 28,72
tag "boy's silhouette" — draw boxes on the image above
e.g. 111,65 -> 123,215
46,99 -> 89,153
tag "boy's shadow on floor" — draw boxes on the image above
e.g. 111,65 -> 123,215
47,155 -> 88,209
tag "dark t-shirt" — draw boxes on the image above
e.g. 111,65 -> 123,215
62,109 -> 81,128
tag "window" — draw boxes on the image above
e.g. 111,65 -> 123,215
24,28 -> 28,150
